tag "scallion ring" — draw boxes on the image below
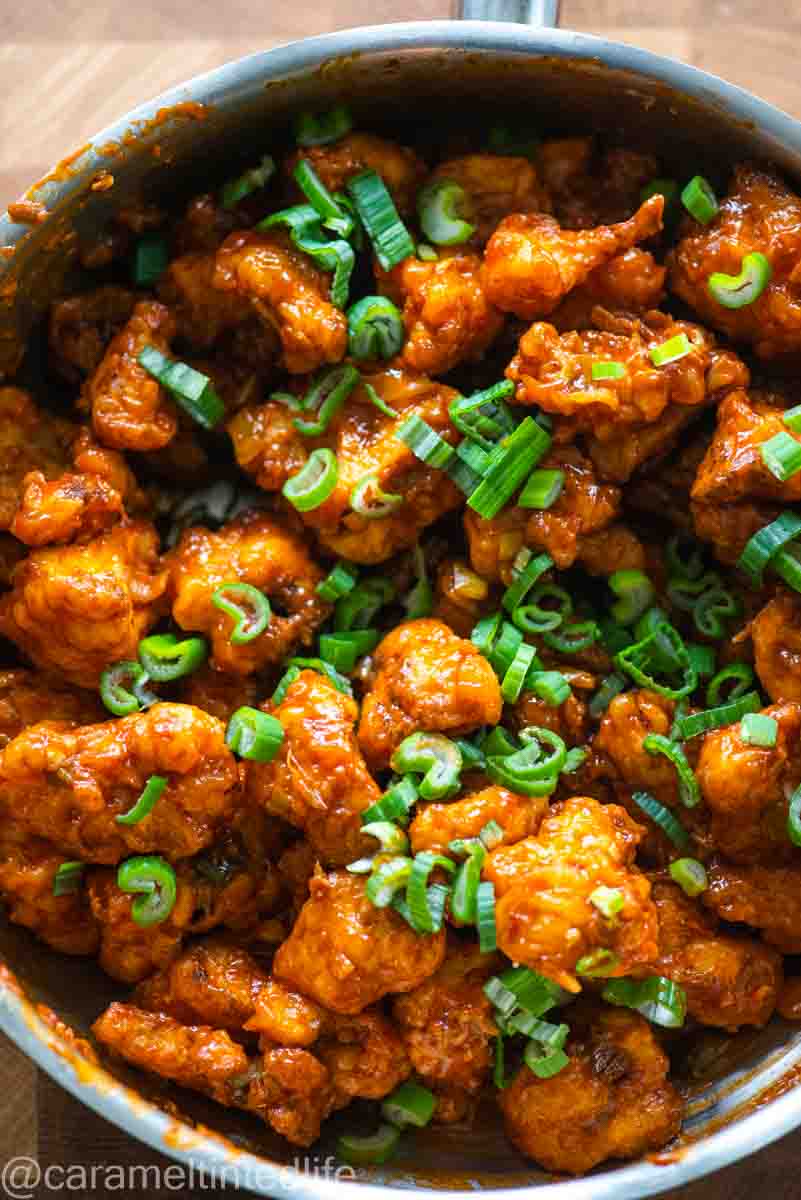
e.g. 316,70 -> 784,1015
138,633 -> 207,683
669,857 -> 708,897
519,468 -> 565,510
211,583 -> 271,645
225,706 -> 284,763
602,975 -> 687,1029
631,790 -> 690,850
706,663 -> 756,707
542,620 -> 600,654
318,629 -> 380,673
132,234 -> 168,286
609,569 -> 656,626
335,576 -> 395,631
347,295 -> 405,361
115,775 -> 168,826
53,861 -> 83,897
526,670 -> 572,707
708,251 -> 771,309
672,691 -> 760,740
138,347 -> 224,430
294,364 -> 360,436
681,175 -> 719,224
220,154 -> 275,209
117,855 -> 177,928
350,473 -> 403,518
738,511 -> 801,585
740,711 -> 778,747
336,1125 -> 400,1167
316,561 -> 358,602
450,840 -> 487,924
418,178 -> 475,246
512,582 -> 572,634
282,448 -> 338,512
346,169 -> 415,270
382,1081 -> 436,1129
760,430 -> 801,483
391,733 -> 463,800
100,660 -> 156,716
293,159 -> 353,237
642,733 -> 700,808
649,333 -> 692,367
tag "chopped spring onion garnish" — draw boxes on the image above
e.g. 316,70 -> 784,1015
335,576 -> 395,631
501,643 -> 538,703
362,776 -> 418,827
468,418 -> 552,520
575,949 -> 620,978
418,178 -> 475,245
361,822 -> 410,858
485,965 -> 563,1017
417,242 -> 438,261
773,544 -> 801,594
138,347 -> 224,429
493,1036 -> 507,1089
337,1124 -> 400,1167
211,582 -> 271,645
602,975 -> 687,1029
685,642 -> 716,680
632,790 -> 690,850
672,691 -> 761,740
600,616 -> 635,655
487,123 -> 539,158
481,725 -> 519,758
609,569 -> 656,626
294,105 -> 352,147
319,629 -> 380,673
346,169 -> 415,270
615,622 -> 698,699
669,857 -> 708,897
642,733 -> 700,808
365,856 -> 412,907
457,738 -> 487,770
450,841 -> 487,924
508,1013 -> 569,1048
363,380 -> 397,419
450,381 -> 516,451
589,673 -> 626,719
641,178 -> 679,208
350,474 -> 403,518
681,174 -> 719,224
406,852 -> 455,932
294,364 -> 360,436
403,543 -> 433,620
513,583 -> 572,634
271,665 -> 301,706
502,552 -> 554,614
488,620 -> 524,676
706,663 -> 756,707
293,159 -> 353,237
261,204 -> 355,307
693,586 -> 738,639
784,404 -> 801,433
649,333 -> 693,367
477,880 -> 497,952
282,448 -> 339,512
666,570 -> 721,613
519,468 -> 565,510
138,633 -> 207,682
52,861 -> 83,897
100,660 -> 156,716
760,430 -> 801,482
486,726 -> 567,797
708,251 -> 772,308
738,511 -> 801,584
225,707 -> 284,763
591,361 -> 627,381
471,611 -> 502,658
347,295 -> 405,360
117,855 -> 177,927
740,712 -> 778,747
132,234 -> 168,286
788,784 -> 801,847
115,775 -> 167,826
524,1043 -> 570,1080
221,154 -> 275,209
542,621 -> 600,654
666,533 -> 706,581
392,732 -> 463,800
287,657 -> 353,696
382,1081 -> 436,1129
446,439 -> 490,495
396,413 -> 454,469
527,670 -> 572,707
589,885 -> 624,920
316,561 -> 358,602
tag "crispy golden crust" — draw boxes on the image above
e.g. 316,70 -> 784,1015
316,1008 -> 411,1108
0,822 -> 99,955
751,590 -> 801,703
410,786 -> 546,856
49,286 -> 137,381
704,860 -> 801,954
428,154 -> 551,244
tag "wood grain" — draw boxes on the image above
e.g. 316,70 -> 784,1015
2,1 -> 801,1195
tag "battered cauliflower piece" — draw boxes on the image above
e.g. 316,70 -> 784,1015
316,1009 -> 411,1109
393,945 -> 498,1122
87,867 -> 197,983
482,194 -> 663,320
379,251 -> 503,375
751,589 -> 801,703
484,796 -> 657,991
645,879 -> 781,1031
538,139 -> 659,229
704,860 -> 801,954
691,496 -> 781,566
0,389 -> 75,530
169,512 -> 329,675
273,869 -> 446,1013
227,400 -> 309,494
248,1047 -> 334,1146
0,668 -> 102,746
246,670 -> 380,866
523,445 -> 623,569
577,524 -> 647,576
0,702 -> 241,865
0,823 -> 99,955
595,690 -> 681,809
426,154 -> 551,244
358,618 -> 503,769
695,702 -> 801,863
286,133 -> 426,217
499,1006 -> 681,1174
84,299 -> 179,451
213,230 -> 347,374
668,163 -> 801,360
431,556 -> 492,639
512,689 -> 590,749
550,248 -> 666,331
692,389 -> 801,506
176,665 -> 260,723
245,979 -> 326,1048
409,786 -> 546,856
157,251 -> 252,349
49,285 -> 137,381
463,505 -> 529,584
0,520 -> 167,688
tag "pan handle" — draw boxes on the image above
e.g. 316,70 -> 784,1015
457,0 -> 560,25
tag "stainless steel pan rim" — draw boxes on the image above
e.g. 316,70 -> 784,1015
2,17 -> 801,1198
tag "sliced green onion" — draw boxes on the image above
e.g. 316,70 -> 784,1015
488,621 -> 524,676
261,205 -> 355,308
450,841 -> 487,924
706,663 -> 755,707
295,105 -> 352,147
115,775 -> 167,826
319,629 -> 380,672
335,577 -> 394,631
600,616 -> 635,656
773,544 -> 801,594
363,380 -> 398,419
642,733 -> 700,808
609,569 -> 655,626
666,571 -> 721,613
493,1035 -> 507,1089
589,673 -> 626,719
346,169 -> 415,270
576,949 -> 620,978
293,159 -> 353,237
481,725 -> 519,759
589,885 -> 624,920
649,333 -> 692,367
502,552 -> 553,614
669,857 -> 708,897
407,851 -> 455,933
403,543 -> 433,620
456,738 -> 487,771
282,448 -> 338,512
418,178 -> 475,246
365,856 -> 412,907
138,633 -> 207,682
362,776 -> 418,827
513,583 -> 572,634
391,733 -> 463,801
347,295 -> 404,361
52,861 -> 83,897
100,660 -> 155,716
673,691 -> 761,740
286,656 -> 353,696
738,511 -> 801,585
602,975 -> 687,1029
615,622 -> 697,699
350,474 -> 403,518
271,665 -> 301,706
681,175 -> 719,224
138,347 -> 224,430
788,783 -> 801,847
477,880 -> 497,952
361,822 -> 410,858
449,382 -> 515,452
417,243 -> 438,262
591,361 -> 627,381
526,670 -> 571,707
468,418 -> 552,521
502,643 -> 538,703
740,711 -> 778,747
542,621 -> 600,654
382,1081 -> 436,1129
132,235 -> 168,287
337,1124 -> 400,1167
523,1043 -> 569,1080
471,612 -> 502,658
316,561 -> 358,602
293,364 -> 360,437
519,468 -> 565,510
666,534 -> 705,581
693,586 -> 738,639
631,790 -> 690,850
396,413 -> 454,470
686,642 -> 716,680
708,251 -> 771,309
117,855 -> 177,927
783,405 -> 801,433
225,706 -> 284,762
760,430 -> 801,483
211,583 -> 271,645
221,154 -> 275,209
487,726 -> 566,797
485,966 -> 561,1018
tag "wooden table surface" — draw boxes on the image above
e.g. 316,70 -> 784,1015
1,0 -> 800,1195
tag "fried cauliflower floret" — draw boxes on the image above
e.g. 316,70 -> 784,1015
704,860 -> 801,954
691,496 -> 780,566
0,521 -> 166,688
595,690 -> 680,808
499,1006 -> 681,1174
273,869 -> 446,1014
245,979 -> 325,1048
358,618 -> 503,769
410,786 -> 546,856
169,512 -> 329,675
668,163 -> 801,360
550,248 -> 666,330
538,139 -> 659,229
87,867 -> 197,983
0,668 -> 102,746
84,300 -> 179,451
695,702 -> 801,863
157,251 -> 252,349
49,286 -> 137,381
578,524 -> 647,576
523,445 -> 622,568
512,689 -> 590,748
380,251 -> 503,375
0,702 -> 241,865
227,401 -> 309,493
213,230 -> 347,374
176,665 -> 259,723
393,945 -> 497,1122
246,670 -> 380,866
0,823 -> 99,955
751,589 -> 801,703
482,194 -> 663,321
316,1008 -> 411,1109
431,556 -> 492,638
644,879 -> 781,1031
286,133 -> 426,217
692,389 -> 801,507
484,796 -> 657,991
248,1047 -> 334,1146
0,389 -> 75,529
463,505 -> 528,584
427,154 -> 551,244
